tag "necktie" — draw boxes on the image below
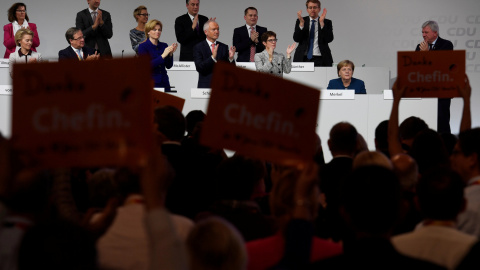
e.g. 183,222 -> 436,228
77,49 -> 83,60
429,43 -> 434,50
211,43 -> 215,53
307,20 -> 316,60
250,27 -> 255,62
92,11 -> 97,23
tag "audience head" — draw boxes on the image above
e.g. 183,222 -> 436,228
8,2 -> 29,23
261,31 -> 277,50
133,5 -> 148,22
87,168 -> 117,208
215,155 -> 266,201
328,122 -> 358,157
399,116 -> 428,151
244,7 -> 258,27
342,166 -> 401,236
391,153 -> 418,192
336,60 -> 355,79
185,110 -> 206,136
14,28 -> 34,47
145,19 -> 163,39
353,151 -> 393,170
65,27 -> 84,49
187,216 -> 246,270
186,0 -> 200,16
417,166 -> 465,221
204,20 -> 220,42
18,220 -> 97,270
409,129 -> 449,175
375,120 -> 389,157
421,20 -> 439,44
153,105 -> 186,142
451,127 -> 480,181
87,0 -> 101,10
305,0 -> 321,10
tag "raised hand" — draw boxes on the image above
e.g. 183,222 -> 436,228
319,8 -> 327,24
212,44 -> 218,59
419,40 -> 429,51
86,51 -> 100,60
192,15 -> 199,30
297,10 -> 305,27
286,43 -> 297,57
229,46 -> 236,60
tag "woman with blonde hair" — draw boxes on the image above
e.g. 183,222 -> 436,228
3,2 -> 40,58
8,28 -> 42,78
129,5 -> 149,54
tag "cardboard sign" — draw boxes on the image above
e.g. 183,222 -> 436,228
200,62 -> 320,166
152,89 -> 185,112
11,57 -> 153,168
397,50 -> 465,98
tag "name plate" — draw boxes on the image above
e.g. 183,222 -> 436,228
291,62 -> 314,72
0,85 -> 13,95
236,62 -> 256,71
170,61 -> 196,71
153,88 -> 165,92
0,59 -> 9,68
191,88 -> 211,99
320,90 -> 354,100
383,90 -> 421,100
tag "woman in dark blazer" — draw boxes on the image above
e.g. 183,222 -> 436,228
138,19 -> 177,92
3,2 -> 40,58
327,60 -> 366,94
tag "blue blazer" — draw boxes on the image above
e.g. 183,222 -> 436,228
138,39 -> 173,90
233,25 -> 267,62
193,40 -> 235,88
58,46 -> 96,61
327,77 -> 366,94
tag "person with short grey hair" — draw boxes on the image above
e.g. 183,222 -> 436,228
415,20 -> 454,134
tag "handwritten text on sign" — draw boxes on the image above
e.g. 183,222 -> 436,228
200,62 -> 320,165
11,57 -> 153,168
397,50 -> 465,98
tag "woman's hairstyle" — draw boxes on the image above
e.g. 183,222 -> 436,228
337,60 -> 355,76
133,5 -> 147,22
8,2 -> 29,23
261,31 -> 276,43
144,19 -> 163,37
14,28 -> 34,47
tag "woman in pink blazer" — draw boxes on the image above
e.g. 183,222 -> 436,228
3,2 -> 40,58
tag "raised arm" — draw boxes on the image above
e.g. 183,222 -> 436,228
388,80 -> 406,157
459,74 -> 471,132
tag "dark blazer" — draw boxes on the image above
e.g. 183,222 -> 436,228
175,13 -> 209,61
233,25 -> 267,62
193,40 -> 234,88
415,36 -> 453,51
75,8 -> 113,57
58,46 -> 96,61
138,39 -> 174,90
327,77 -> 366,94
293,17 -> 333,66
3,22 -> 40,58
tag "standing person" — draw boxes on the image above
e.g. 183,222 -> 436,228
130,5 -> 149,54
76,0 -> 113,58
232,7 -> 267,62
138,20 -> 177,92
293,0 -> 333,67
415,20 -> 454,134
254,31 -> 296,78
8,28 -> 42,78
175,0 -> 209,61
3,2 -> 40,58
193,20 -> 235,88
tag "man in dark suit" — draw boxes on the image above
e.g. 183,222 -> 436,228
415,20 -> 454,134
175,0 -> 209,61
75,0 -> 113,58
58,27 -> 99,61
193,20 -> 236,88
232,7 -> 267,62
293,0 -> 333,67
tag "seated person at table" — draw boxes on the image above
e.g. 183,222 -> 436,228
8,28 -> 42,78
327,60 -> 366,94
254,31 -> 296,78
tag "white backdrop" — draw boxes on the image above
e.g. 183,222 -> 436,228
1,0 -> 479,132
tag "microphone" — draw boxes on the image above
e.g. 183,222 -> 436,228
122,50 -> 124,58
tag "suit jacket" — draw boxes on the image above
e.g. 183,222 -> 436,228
193,40 -> 234,88
327,77 -> 366,94
233,25 -> 267,62
415,36 -> 453,51
3,22 -> 40,58
138,39 -> 173,90
75,8 -> 113,57
293,17 -> 333,66
58,46 -> 96,61
254,50 -> 292,77
175,13 -> 209,61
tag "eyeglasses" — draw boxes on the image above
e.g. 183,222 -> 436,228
267,39 -> 278,43
139,13 -> 150,16
72,36 -> 85,41
16,9 -> 26,13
